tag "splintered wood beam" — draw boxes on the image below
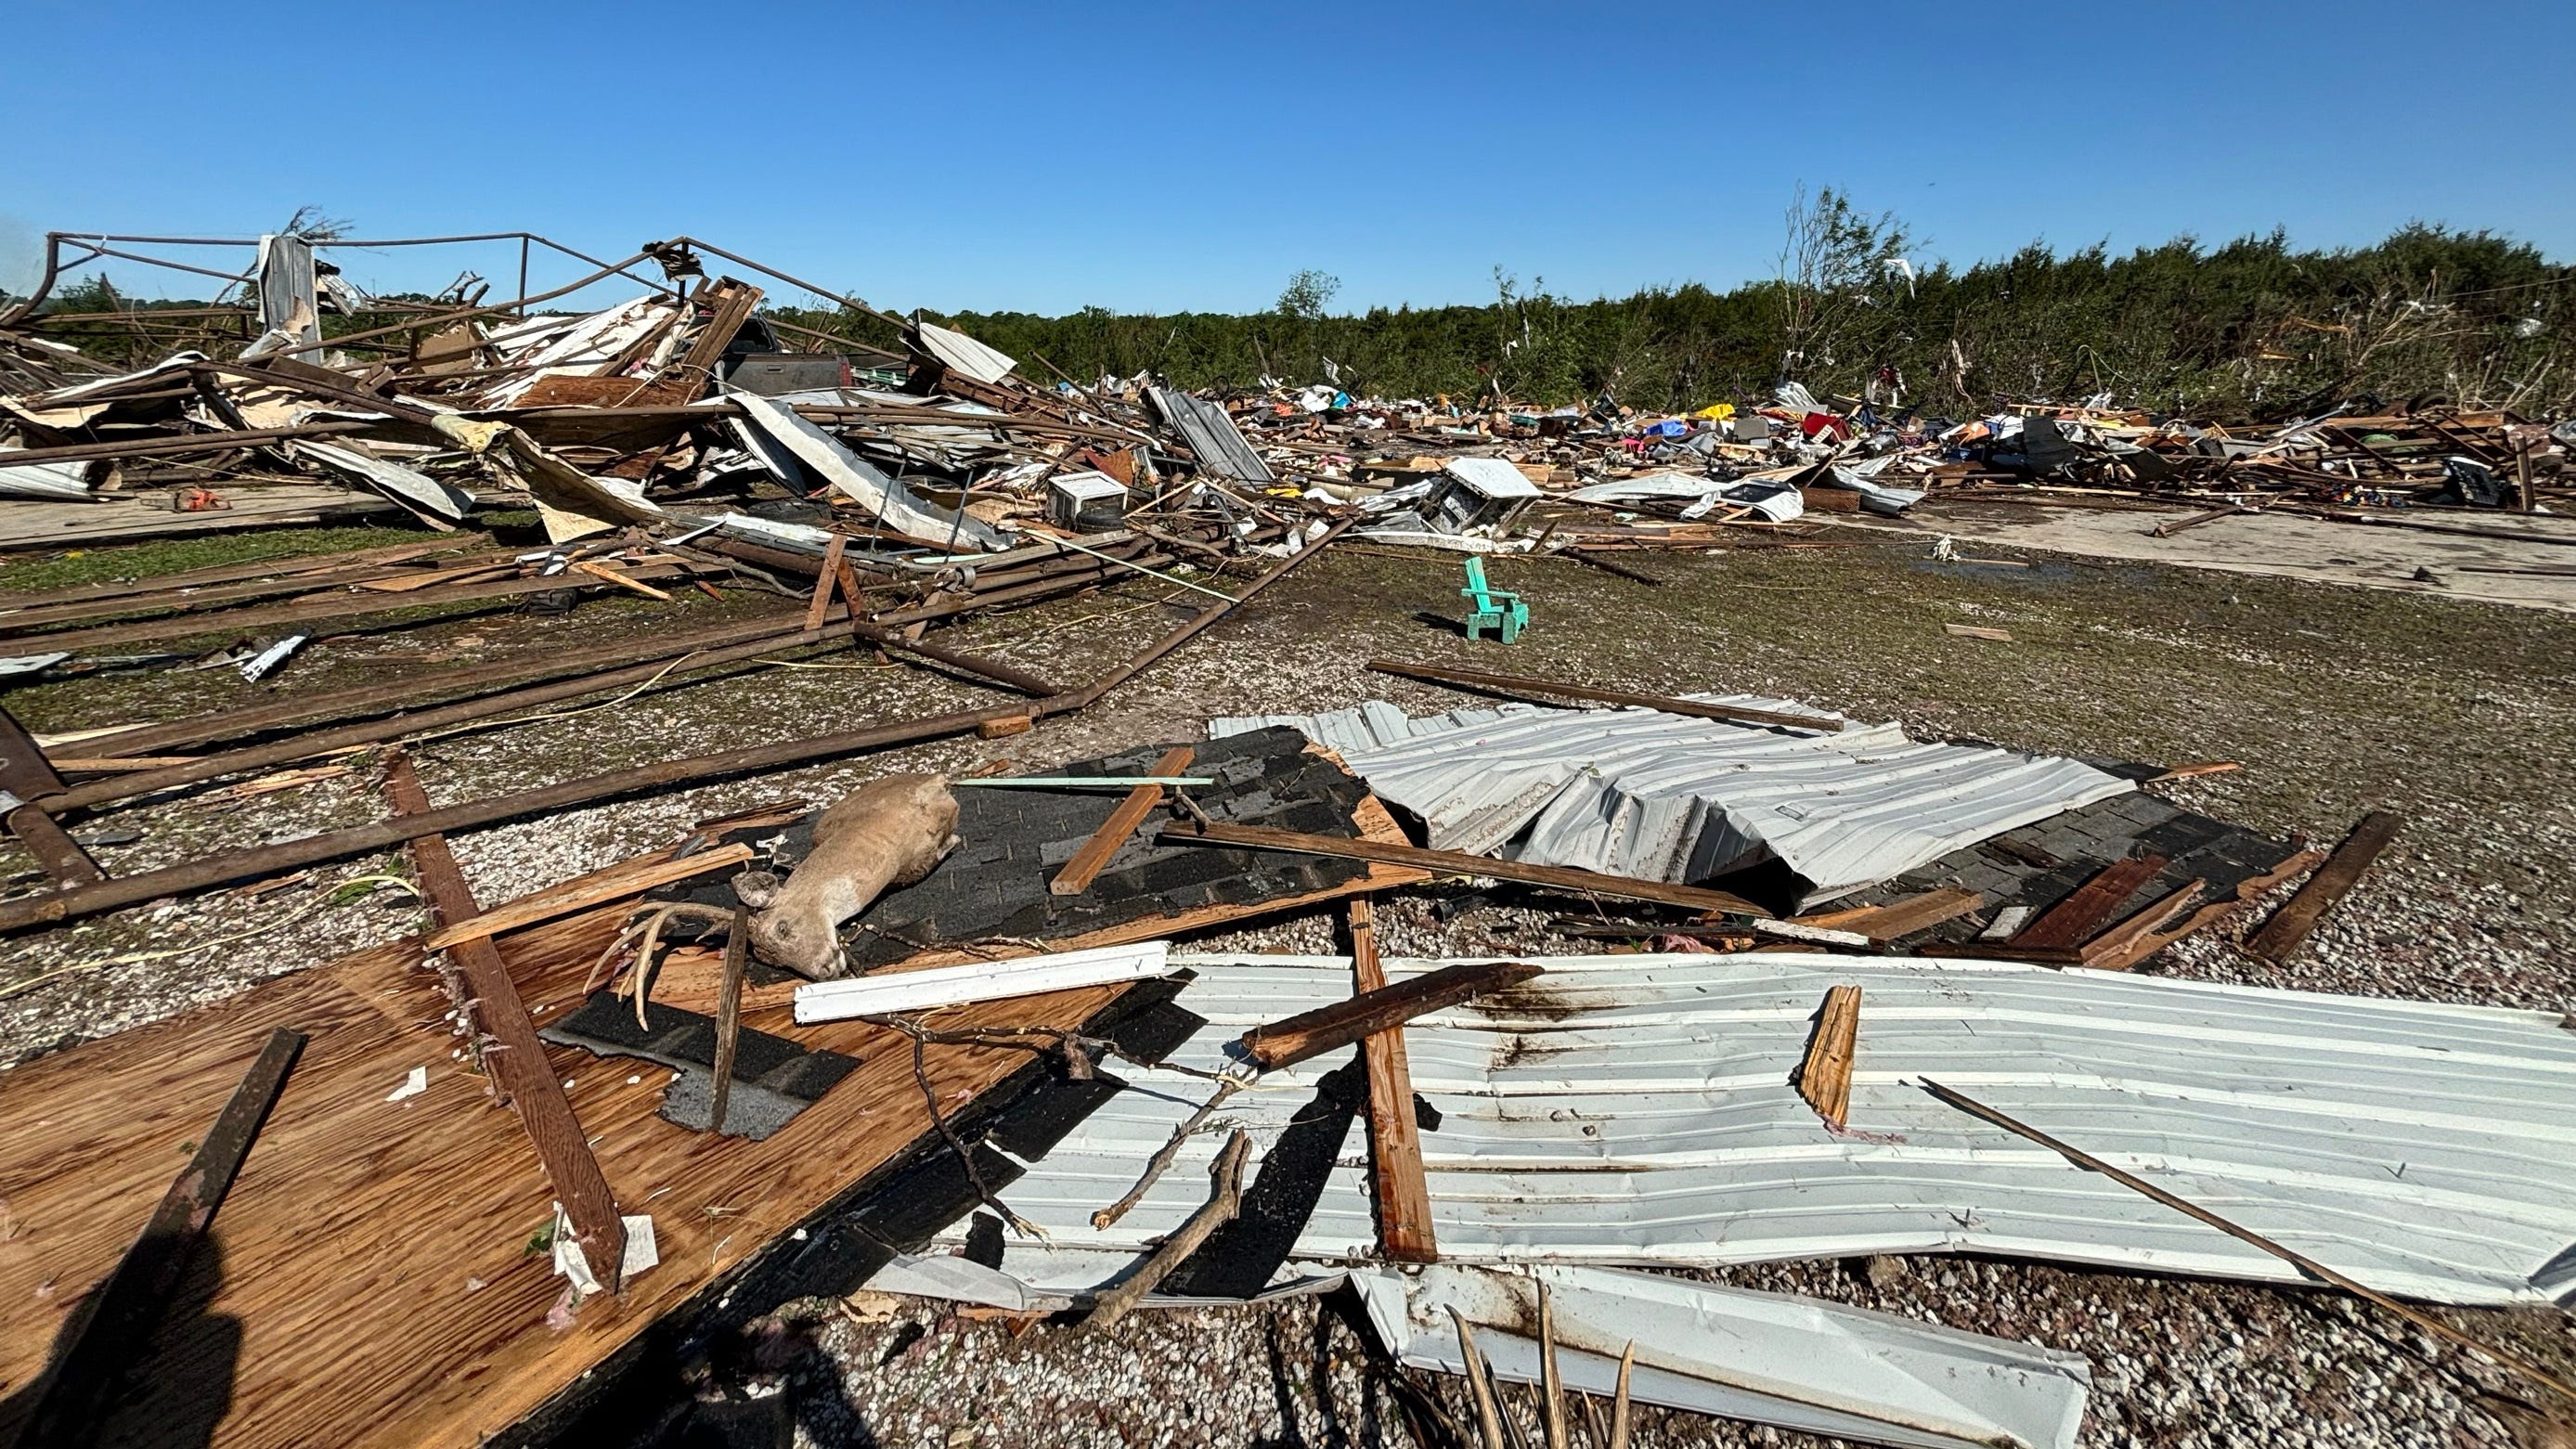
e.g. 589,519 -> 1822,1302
0,703 -> 103,888
6,1027 -> 304,1449
2245,810 -> 2404,964
804,533 -> 848,630
1795,986 -> 1861,1129
1366,658 -> 1841,732
1349,897 -> 1437,1262
1050,745 -> 1194,897
1794,887 -> 1984,946
1159,820 -> 1772,918
2078,878 -> 2207,969
1239,959 -> 1544,1072
2011,855 -> 2169,948
383,754 -> 628,1293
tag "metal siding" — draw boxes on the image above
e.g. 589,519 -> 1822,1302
1306,697 -> 2129,905
955,953 -> 2576,1305
1147,388 -> 1275,485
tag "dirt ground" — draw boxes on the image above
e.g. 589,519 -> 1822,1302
3,521 -> 2573,1448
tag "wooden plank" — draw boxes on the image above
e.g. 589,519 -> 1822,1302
1238,960 -> 1545,1071
1349,897 -> 1436,1262
1049,745 -> 1193,896
569,559 -> 673,602
0,561 -> 705,654
1794,887 -> 1983,945
2244,811 -> 2404,964
4,1028 -> 304,1449
2011,855 -> 2168,948
420,842 -> 753,952
1367,658 -> 1839,731
803,533 -> 847,631
1159,819 -> 1774,918
0,703 -> 103,887
385,755 -> 628,1294
1793,986 -> 1859,1130
2072,878 -> 2206,970
2088,847 -> 2324,974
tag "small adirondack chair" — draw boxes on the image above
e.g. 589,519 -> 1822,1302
1459,557 -> 1529,643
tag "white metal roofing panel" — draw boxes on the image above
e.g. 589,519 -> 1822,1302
1355,1264 -> 2090,1449
950,952 -> 2576,1306
1208,698 -> 1549,756
913,319 -> 1017,384
1330,698 -> 2127,905
1442,455 -> 1546,498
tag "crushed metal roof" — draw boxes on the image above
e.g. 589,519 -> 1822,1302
949,952 -> 2576,1307
1219,695 -> 2125,906
1148,387 -> 1275,485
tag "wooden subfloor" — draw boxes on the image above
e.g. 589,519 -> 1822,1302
0,803 -> 1423,1447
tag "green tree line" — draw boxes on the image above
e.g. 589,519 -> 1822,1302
783,193 -> 2574,421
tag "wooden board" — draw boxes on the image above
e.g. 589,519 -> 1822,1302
0,878 -> 1131,1448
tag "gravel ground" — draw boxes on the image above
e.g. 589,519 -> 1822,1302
5,524 -> 2574,1447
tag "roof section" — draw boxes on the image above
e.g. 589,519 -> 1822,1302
1148,388 -> 1275,485
949,951 -> 2576,1307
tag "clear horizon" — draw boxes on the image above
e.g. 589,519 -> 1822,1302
7,0 -> 2571,317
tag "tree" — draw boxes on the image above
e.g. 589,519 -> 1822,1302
1275,269 -> 1340,320
1775,186 -> 1911,389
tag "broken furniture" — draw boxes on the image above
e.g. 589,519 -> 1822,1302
1457,556 -> 1528,643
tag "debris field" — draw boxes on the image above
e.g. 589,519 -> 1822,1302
0,226 -> 2572,1449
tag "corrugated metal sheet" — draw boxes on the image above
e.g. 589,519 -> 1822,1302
949,952 -> 2576,1306
913,320 -> 1017,384
1341,698 -> 2127,906
1354,1264 -> 2090,1449
731,391 -> 1010,550
1209,698 -> 1548,756
1148,388 -> 1275,485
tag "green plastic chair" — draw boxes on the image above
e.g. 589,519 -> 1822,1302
1460,557 -> 1529,643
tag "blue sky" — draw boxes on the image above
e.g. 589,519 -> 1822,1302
6,1 -> 2571,316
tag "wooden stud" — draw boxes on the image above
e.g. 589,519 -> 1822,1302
976,716 -> 1033,739
2245,811 -> 2403,964
0,703 -> 104,888
1239,959 -> 1543,1072
421,842 -> 751,952
1348,897 -> 1437,1262
803,534 -> 847,631
4,1028 -> 305,1449
1049,745 -> 1193,897
708,903 -> 748,1137
383,754 -> 628,1293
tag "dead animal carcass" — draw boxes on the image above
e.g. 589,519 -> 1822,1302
739,773 -> 960,978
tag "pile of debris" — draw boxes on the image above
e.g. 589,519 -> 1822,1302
1,226 -> 2570,1449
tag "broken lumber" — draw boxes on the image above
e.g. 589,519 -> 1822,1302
1049,745 -> 1193,896
0,704 -> 103,887
1794,985 -> 1860,1130
1349,896 -> 1437,1262
2012,855 -> 2168,948
1794,887 -> 1983,947
1159,820 -> 1772,918
2244,810 -> 2403,964
420,842 -> 753,952
0,516 -> 1349,935
4,1027 -> 305,1449
1238,959 -> 1544,1071
1367,659 -> 1840,732
385,756 -> 628,1292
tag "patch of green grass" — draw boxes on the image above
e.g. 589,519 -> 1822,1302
0,524 -> 439,594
